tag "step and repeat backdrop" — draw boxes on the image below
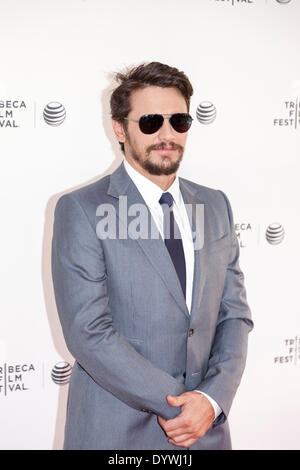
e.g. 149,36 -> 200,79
0,0 -> 299,450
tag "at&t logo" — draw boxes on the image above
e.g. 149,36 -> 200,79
43,102 -> 66,126
265,223 -> 285,245
196,101 -> 217,125
51,362 -> 72,385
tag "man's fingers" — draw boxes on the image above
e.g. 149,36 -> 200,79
168,437 -> 197,448
159,414 -> 185,433
166,427 -> 192,439
157,416 -> 167,425
167,432 -> 192,442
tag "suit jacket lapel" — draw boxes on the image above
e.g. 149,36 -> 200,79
179,178 -> 207,323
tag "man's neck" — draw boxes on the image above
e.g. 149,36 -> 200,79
124,156 -> 176,191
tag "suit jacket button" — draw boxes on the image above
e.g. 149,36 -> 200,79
141,408 -> 151,413
188,328 -> 194,337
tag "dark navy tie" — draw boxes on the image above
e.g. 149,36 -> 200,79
159,192 -> 186,299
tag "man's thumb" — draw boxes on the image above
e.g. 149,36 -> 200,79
166,394 -> 184,407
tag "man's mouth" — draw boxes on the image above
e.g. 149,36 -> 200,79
153,145 -> 177,153
156,147 -> 174,151
146,143 -> 183,158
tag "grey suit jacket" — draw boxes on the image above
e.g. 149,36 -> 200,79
51,161 -> 253,450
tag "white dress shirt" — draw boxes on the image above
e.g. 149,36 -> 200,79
123,158 -> 222,421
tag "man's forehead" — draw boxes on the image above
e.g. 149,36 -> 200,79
129,86 -> 187,114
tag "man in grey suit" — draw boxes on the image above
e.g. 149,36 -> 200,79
51,62 -> 253,450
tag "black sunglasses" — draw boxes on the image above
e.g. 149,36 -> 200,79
124,113 -> 193,135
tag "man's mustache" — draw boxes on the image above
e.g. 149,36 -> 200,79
147,142 -> 184,152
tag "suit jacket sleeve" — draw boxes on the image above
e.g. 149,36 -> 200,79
195,190 -> 254,426
51,193 -> 186,420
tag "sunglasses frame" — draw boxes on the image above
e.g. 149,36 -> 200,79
124,113 -> 193,134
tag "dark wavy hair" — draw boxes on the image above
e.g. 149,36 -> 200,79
110,62 -> 193,153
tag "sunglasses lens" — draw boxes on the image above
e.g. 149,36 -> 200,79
139,115 -> 164,134
170,114 -> 192,133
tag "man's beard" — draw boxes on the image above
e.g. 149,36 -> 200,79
129,140 -> 184,176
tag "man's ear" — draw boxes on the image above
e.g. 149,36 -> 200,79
112,119 -> 126,144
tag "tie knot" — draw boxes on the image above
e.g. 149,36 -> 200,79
159,192 -> 173,208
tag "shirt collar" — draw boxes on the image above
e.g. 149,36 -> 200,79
123,158 -> 181,210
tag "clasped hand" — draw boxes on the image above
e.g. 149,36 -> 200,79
157,391 -> 215,448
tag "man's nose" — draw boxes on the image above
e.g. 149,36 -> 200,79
157,117 -> 176,141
